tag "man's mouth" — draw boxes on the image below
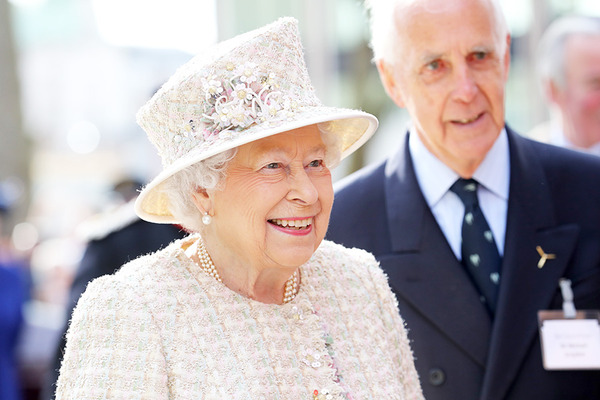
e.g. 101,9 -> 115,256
268,218 -> 313,230
452,112 -> 483,124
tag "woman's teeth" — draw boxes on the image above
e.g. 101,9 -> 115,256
270,218 -> 312,229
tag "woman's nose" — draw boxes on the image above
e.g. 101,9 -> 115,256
287,166 -> 318,204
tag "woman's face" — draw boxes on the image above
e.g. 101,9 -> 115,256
201,125 -> 334,272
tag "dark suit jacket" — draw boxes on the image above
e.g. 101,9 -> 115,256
327,127 -> 600,400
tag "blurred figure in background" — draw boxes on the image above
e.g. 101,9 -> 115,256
0,186 -> 27,400
41,177 -> 185,400
529,15 -> 600,155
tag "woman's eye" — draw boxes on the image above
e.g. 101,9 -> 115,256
308,159 -> 323,168
265,162 -> 281,169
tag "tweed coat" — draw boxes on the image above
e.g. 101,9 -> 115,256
56,237 -> 423,399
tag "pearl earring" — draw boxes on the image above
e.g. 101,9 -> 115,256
202,212 -> 212,225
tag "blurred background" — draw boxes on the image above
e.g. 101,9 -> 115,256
1,0 -> 599,398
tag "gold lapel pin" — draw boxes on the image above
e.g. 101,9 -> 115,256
536,246 -> 556,269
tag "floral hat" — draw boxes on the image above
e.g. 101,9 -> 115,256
135,17 -> 378,224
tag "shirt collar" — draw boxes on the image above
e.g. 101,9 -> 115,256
409,126 -> 510,207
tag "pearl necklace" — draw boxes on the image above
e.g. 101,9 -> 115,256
196,238 -> 300,304
196,237 -> 222,283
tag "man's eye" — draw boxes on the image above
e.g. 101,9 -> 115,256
473,51 -> 487,60
588,78 -> 600,90
426,60 -> 441,70
308,160 -> 323,168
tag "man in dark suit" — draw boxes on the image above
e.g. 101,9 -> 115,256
327,0 -> 600,399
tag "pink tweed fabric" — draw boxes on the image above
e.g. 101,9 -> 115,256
56,238 -> 424,399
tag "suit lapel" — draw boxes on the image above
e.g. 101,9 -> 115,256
383,133 -> 492,367
480,129 -> 580,400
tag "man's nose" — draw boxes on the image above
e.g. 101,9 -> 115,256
451,63 -> 478,103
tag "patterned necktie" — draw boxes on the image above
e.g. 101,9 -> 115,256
450,178 -> 501,314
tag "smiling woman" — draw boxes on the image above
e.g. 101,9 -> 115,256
54,17 -> 423,399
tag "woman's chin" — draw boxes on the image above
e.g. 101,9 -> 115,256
268,246 -> 317,269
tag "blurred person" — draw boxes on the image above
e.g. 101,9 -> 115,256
529,15 -> 600,156
55,18 -> 423,399
327,0 -> 600,399
15,236 -> 79,400
0,187 -> 27,400
0,262 -> 25,400
41,178 -> 186,400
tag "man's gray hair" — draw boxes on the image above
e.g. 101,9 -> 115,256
365,0 -> 509,64
537,15 -> 600,89
163,124 -> 341,233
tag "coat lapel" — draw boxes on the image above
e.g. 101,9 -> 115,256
382,133 -> 492,367
480,129 -> 580,400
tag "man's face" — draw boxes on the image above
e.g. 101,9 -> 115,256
379,0 -> 511,177
556,34 -> 600,148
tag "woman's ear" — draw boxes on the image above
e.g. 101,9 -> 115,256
191,187 -> 213,215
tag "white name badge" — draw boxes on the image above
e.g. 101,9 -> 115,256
538,310 -> 600,370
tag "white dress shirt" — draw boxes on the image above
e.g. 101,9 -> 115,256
408,128 -> 510,259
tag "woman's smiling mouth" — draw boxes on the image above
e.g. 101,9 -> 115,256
268,217 -> 313,230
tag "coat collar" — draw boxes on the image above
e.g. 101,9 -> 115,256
384,131 -> 428,253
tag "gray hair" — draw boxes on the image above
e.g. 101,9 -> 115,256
163,124 -> 342,232
537,15 -> 600,90
164,149 -> 237,232
365,0 -> 509,64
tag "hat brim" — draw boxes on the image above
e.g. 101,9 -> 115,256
135,106 -> 377,224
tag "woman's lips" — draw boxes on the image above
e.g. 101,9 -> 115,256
268,217 -> 314,235
268,217 -> 312,230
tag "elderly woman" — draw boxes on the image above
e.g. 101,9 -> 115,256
56,18 -> 423,399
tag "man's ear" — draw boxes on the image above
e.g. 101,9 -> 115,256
376,59 -> 407,108
547,79 -> 563,106
502,33 -> 512,80
191,187 -> 213,216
